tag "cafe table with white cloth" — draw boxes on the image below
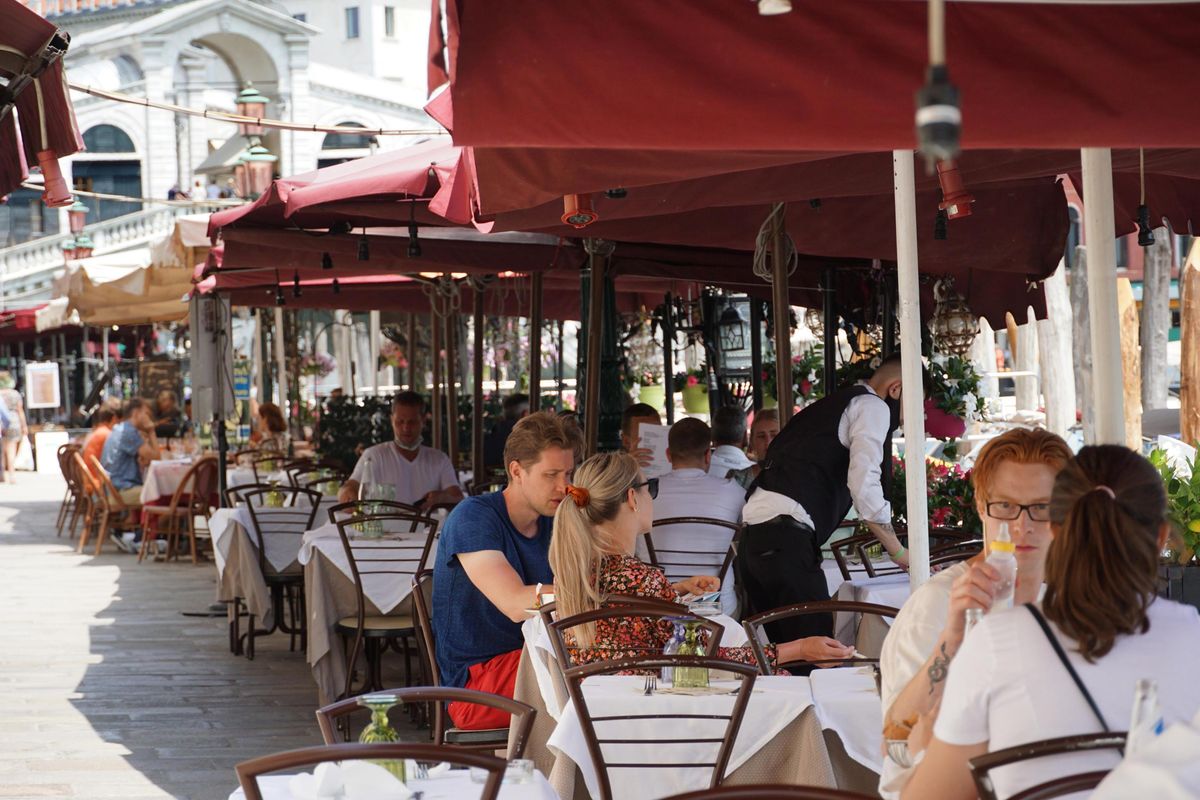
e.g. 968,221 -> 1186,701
298,519 -> 439,705
228,766 -> 558,800
140,459 -> 280,505
209,497 -> 338,630
512,614 -> 882,799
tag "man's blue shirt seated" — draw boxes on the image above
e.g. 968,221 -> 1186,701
101,420 -> 144,490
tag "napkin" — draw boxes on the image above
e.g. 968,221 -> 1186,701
286,761 -> 413,800
1090,720 -> 1200,800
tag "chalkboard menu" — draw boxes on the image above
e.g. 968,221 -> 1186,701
138,360 -> 181,400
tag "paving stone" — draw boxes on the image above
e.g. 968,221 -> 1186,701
0,473 -> 425,800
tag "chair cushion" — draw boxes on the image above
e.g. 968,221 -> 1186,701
445,727 -> 510,745
335,615 -> 414,636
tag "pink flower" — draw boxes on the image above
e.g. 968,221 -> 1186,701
686,375 -> 699,387
799,379 -> 812,396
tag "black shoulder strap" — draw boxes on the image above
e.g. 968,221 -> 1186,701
1025,603 -> 1110,732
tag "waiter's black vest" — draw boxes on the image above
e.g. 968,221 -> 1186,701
750,385 -> 897,545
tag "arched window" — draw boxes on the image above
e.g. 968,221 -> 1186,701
321,122 -> 373,151
83,124 -> 135,154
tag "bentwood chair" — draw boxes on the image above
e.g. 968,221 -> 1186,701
742,600 -> 899,674
643,516 -> 742,595
240,486 -> 323,659
56,442 -> 83,536
333,513 -> 438,699
408,569 -> 530,753
139,456 -> 219,564
235,743 -> 507,800
80,454 -> 143,556
315,685 -> 536,758
70,453 -> 106,551
468,477 -> 508,496
557,652 -> 758,800
326,499 -> 421,524
969,732 -> 1126,800
665,786 -> 880,799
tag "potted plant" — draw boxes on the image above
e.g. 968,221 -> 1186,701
890,456 -> 983,536
299,351 -> 337,379
637,369 -> 666,412
792,348 -> 824,405
675,367 -> 709,413
925,354 -> 986,452
1149,448 -> 1200,611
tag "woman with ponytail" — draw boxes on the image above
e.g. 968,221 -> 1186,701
903,445 -> 1200,800
549,451 -> 854,668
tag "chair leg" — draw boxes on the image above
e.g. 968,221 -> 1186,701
92,511 -> 112,556
342,632 -> 365,699
229,597 -> 243,655
187,516 -> 199,565
75,506 -> 92,554
401,635 -> 414,687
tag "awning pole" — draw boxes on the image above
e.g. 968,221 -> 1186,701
1081,147 -> 1126,444
431,305 -> 444,453
749,299 -> 764,410
662,293 -> 676,425
529,272 -> 544,411
583,243 -> 606,457
473,285 -> 485,485
893,149 -> 930,590
770,204 -> 794,422
444,310 -> 460,469
406,312 -> 417,390
368,310 -> 382,395
101,327 -> 109,371
272,305 -> 289,416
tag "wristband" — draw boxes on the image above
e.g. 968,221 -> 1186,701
891,546 -> 907,561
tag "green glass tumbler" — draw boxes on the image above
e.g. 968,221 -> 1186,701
357,694 -> 406,782
673,621 -> 710,689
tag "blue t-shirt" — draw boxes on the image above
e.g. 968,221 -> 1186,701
100,421 -> 144,490
431,492 -> 554,689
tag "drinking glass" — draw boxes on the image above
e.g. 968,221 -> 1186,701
357,693 -> 406,782
673,620 -> 710,689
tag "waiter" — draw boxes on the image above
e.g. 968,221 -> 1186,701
737,354 -> 915,642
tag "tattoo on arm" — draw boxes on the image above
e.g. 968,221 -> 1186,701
927,642 -> 950,694
874,522 -> 897,539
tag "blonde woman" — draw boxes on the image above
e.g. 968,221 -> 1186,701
549,451 -> 854,668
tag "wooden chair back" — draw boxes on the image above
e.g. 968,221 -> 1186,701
858,528 -> 980,578
224,482 -> 275,508
927,538 -> 984,570
643,517 -> 742,587
664,786 -> 880,799
333,514 -> 438,625
188,456 -> 220,518
969,732 -> 1126,800
544,602 -> 723,669
742,600 -> 899,674
327,499 -> 421,524
315,685 -> 536,759
242,486 -> 323,577
830,533 -> 881,582
559,653 -> 757,800
249,453 -> 287,482
84,453 -> 135,514
235,743 -> 506,800
469,477 -> 508,496
302,474 -> 349,497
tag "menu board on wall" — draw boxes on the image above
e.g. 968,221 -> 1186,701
138,360 -> 181,400
24,362 -> 60,409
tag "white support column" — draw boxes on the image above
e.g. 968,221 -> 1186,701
273,306 -> 289,411
336,309 -> 353,394
369,310 -> 382,395
893,150 -> 930,590
252,310 -> 265,404
972,317 -> 999,400
1081,148 -> 1126,444
1038,262 -> 1077,437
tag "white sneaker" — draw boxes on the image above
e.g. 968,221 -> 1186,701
113,533 -> 137,554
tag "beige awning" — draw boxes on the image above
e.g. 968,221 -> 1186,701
54,248 -> 192,326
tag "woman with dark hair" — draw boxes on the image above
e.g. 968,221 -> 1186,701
903,445 -> 1200,800
254,402 -> 288,453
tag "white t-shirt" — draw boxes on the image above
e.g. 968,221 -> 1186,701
708,444 -> 753,479
349,441 -> 459,506
935,598 -> 1200,800
639,467 -> 746,614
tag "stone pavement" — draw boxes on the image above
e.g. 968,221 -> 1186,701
0,471 -> 422,800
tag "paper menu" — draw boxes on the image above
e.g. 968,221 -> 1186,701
635,422 -> 671,478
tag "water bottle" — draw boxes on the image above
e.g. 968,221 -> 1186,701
661,621 -> 685,684
963,608 -> 984,638
985,522 -> 1017,610
1127,678 -> 1165,755
360,453 -> 376,501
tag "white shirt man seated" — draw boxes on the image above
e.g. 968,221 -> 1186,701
338,392 -> 464,508
707,405 -> 754,480
637,417 -> 746,615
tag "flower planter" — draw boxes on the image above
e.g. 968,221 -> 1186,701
682,384 -> 709,414
638,384 -> 666,413
924,398 -> 966,439
1158,562 -> 1200,613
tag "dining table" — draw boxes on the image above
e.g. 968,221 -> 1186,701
139,459 -> 280,505
228,768 -> 559,800
512,616 -> 882,800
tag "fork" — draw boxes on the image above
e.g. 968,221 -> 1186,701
643,675 -> 657,695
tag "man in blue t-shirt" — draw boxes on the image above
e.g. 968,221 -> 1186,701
100,398 -> 160,505
432,410 -> 582,730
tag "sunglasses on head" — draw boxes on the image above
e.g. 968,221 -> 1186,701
631,477 -> 659,499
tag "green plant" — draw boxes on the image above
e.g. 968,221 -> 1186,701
890,456 -> 982,534
1149,448 -> 1200,563
673,366 -> 705,391
316,395 -> 394,471
792,348 -> 824,401
927,354 -> 986,422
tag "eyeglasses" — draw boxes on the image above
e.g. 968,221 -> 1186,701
985,501 -> 1051,522
631,477 -> 659,500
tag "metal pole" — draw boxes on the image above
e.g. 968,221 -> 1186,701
1081,147 -> 1126,444
822,266 -> 837,392
770,204 -> 794,422
431,303 -> 444,452
406,312 -> 416,390
529,272 -> 544,410
893,149 -> 931,590
584,244 -> 606,456
444,310 -> 460,469
272,306 -> 288,414
556,320 -> 565,409
368,310 -> 382,396
750,299 -> 764,410
473,285 -> 485,484
662,293 -> 676,425
101,327 -> 109,371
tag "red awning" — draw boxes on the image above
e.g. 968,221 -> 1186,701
0,0 -> 82,199
431,1 -> 1200,151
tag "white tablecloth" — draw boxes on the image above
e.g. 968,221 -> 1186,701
832,574 -> 911,647
297,522 -> 438,614
810,667 -> 884,773
822,557 -> 899,596
228,770 -> 558,800
140,458 -> 197,504
548,674 -> 814,800
210,501 -> 336,577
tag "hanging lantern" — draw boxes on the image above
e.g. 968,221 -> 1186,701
718,303 -> 747,352
235,83 -> 270,137
928,277 -> 979,356
67,200 -> 89,234
243,143 -> 277,198
74,234 -> 95,259
61,239 -> 75,263
36,150 -> 72,207
936,159 -> 974,219
561,194 -> 599,228
804,308 -> 824,338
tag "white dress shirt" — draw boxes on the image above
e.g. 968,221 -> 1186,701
639,467 -> 746,615
707,444 -> 753,480
743,382 -> 893,527
349,441 -> 459,505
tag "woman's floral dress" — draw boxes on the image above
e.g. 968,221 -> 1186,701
565,553 -> 779,671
